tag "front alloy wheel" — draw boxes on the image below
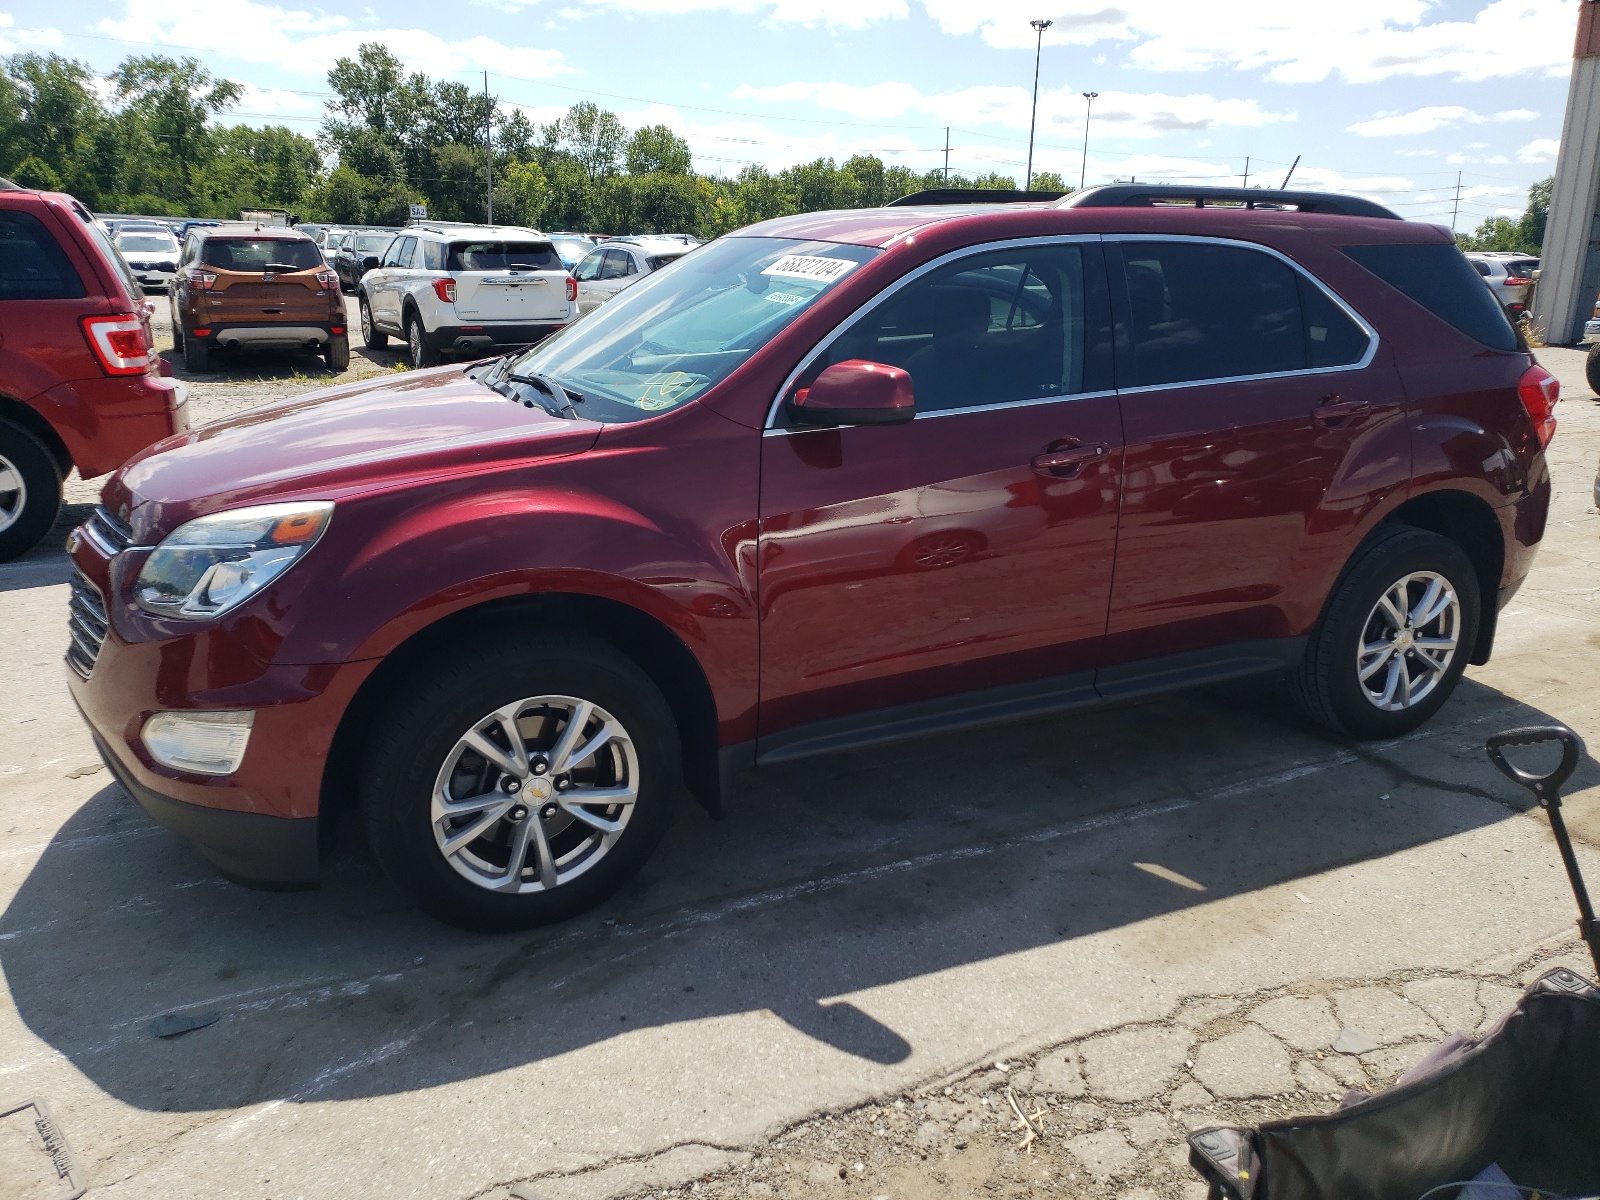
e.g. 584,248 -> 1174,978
1356,571 -> 1460,711
432,695 -> 639,894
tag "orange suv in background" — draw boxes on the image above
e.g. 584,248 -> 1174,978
170,225 -> 347,373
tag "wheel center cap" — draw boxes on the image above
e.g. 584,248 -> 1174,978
1395,629 -> 1414,650
526,777 -> 554,802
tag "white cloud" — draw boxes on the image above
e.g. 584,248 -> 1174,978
1518,137 -> 1560,162
919,0 -> 1571,84
731,80 -> 1294,139
99,0 -> 569,79
0,13 -> 64,52
1493,108 -> 1539,122
493,0 -> 906,25
1347,105 -> 1472,137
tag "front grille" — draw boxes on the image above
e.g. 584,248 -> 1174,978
85,506 -> 133,555
66,572 -> 109,680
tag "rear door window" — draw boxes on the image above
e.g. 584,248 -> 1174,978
0,209 -> 86,300
1341,242 -> 1517,351
598,249 -> 631,280
201,238 -> 322,272
448,241 -> 562,271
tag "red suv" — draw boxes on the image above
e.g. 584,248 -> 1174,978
67,186 -> 1556,930
0,179 -> 189,560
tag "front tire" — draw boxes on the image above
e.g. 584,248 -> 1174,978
0,420 -> 62,562
406,312 -> 441,368
1292,525 -> 1480,739
361,632 -> 680,931
359,296 -> 387,350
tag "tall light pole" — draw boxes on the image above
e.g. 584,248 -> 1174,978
1024,19 -> 1052,191
1079,91 -> 1098,191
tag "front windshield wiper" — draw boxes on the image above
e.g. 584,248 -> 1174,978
478,356 -> 584,419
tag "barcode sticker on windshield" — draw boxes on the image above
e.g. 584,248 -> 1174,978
761,255 -> 857,283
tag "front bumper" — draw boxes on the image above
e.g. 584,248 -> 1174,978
66,525 -> 379,887
93,733 -> 320,888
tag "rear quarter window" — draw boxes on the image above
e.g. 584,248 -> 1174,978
0,209 -> 87,300
1341,243 -> 1517,351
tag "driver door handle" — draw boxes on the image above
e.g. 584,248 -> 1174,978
1032,442 -> 1109,478
1312,395 -> 1372,425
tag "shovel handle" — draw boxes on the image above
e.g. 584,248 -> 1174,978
1485,725 -> 1583,800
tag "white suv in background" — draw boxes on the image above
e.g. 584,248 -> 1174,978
358,224 -> 577,367
572,236 -> 700,314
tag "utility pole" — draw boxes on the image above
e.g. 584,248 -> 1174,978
1079,91 -> 1098,190
484,71 -> 494,225
944,127 -> 951,183
1450,171 -> 1462,233
1025,20 -> 1052,191
1280,155 -> 1300,189
1533,0 -> 1600,343
1242,156 -> 1250,188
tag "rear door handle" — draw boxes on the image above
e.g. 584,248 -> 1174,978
1032,442 -> 1109,478
1311,395 -> 1372,424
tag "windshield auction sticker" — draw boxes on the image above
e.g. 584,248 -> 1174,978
761,255 -> 858,283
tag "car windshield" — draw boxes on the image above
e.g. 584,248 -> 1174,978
117,235 -> 176,254
202,238 -> 322,271
355,234 -> 392,253
448,241 -> 563,271
553,239 -> 593,266
505,236 -> 879,423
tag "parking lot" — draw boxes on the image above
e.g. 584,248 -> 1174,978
1,328 -> 1597,1199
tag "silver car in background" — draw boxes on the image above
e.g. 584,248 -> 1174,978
571,235 -> 699,314
113,229 -> 182,291
1465,252 -> 1539,320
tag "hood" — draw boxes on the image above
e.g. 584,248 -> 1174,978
107,365 -> 601,542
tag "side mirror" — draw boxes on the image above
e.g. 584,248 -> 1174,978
790,360 -> 916,427
363,255 -> 380,271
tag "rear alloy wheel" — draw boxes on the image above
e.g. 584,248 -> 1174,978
359,296 -> 387,350
406,312 -> 441,368
324,334 -> 350,372
1292,526 -> 1479,739
361,633 -> 679,930
0,420 -> 63,562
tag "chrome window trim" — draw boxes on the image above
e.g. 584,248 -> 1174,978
760,387 -> 1119,436
761,231 -> 1380,430
1105,233 -> 1380,389
763,234 -> 1104,431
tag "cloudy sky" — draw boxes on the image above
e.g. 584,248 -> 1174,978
0,0 -> 1577,228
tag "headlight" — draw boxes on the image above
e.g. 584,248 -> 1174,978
134,501 -> 333,619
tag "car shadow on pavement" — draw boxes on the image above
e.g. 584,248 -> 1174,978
2,675 -> 1592,1113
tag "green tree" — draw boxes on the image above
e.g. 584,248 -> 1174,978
1517,176 -> 1552,251
112,55 -> 242,204
494,159 -> 549,227
10,154 -> 62,190
625,124 -> 691,176
1030,171 -> 1067,192
543,102 -> 626,180
319,165 -> 368,223
2,53 -> 105,200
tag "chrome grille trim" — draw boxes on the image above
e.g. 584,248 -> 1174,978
88,506 -> 134,554
66,571 -> 109,680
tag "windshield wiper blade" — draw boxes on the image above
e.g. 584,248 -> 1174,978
505,371 -> 584,419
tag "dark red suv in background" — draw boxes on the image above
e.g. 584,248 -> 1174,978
67,186 -> 1556,931
0,178 -> 188,560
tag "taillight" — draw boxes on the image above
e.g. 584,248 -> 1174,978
1505,276 -> 1533,287
188,268 -> 217,291
1517,363 -> 1559,448
566,276 -> 578,302
81,314 -> 154,376
432,278 -> 457,303
316,268 -> 339,289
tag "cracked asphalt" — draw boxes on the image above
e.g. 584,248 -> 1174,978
0,327 -> 1596,1199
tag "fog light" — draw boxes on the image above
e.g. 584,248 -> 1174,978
143,710 -> 255,776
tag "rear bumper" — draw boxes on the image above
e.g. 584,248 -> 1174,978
32,373 -> 189,478
427,322 -> 568,353
204,323 -> 343,349
94,733 -> 320,889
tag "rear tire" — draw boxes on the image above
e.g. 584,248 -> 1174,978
1585,342 -> 1600,396
359,296 -> 387,350
183,334 -> 211,372
324,334 -> 350,372
406,312 -> 441,368
361,632 -> 680,931
0,420 -> 63,563
1292,525 -> 1480,739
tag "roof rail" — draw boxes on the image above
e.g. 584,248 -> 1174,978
885,188 -> 1066,207
1059,184 -> 1400,220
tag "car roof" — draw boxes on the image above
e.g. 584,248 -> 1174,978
197,224 -> 315,240
407,224 -> 549,241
